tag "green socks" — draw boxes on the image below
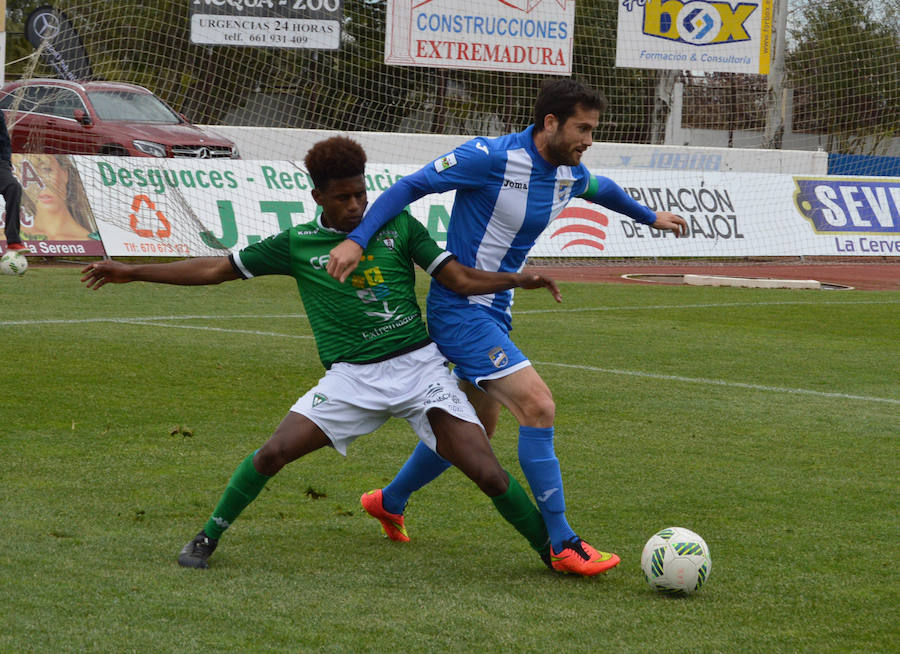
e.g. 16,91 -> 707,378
200,459 -> 547,558
203,453 -> 272,540
491,472 -> 550,554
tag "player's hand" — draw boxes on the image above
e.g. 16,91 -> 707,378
80,260 -> 133,289
653,211 -> 688,237
326,240 -> 363,282
518,273 -> 562,303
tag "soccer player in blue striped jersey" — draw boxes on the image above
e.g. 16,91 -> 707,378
328,79 -> 688,576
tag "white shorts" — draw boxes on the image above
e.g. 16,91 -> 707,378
290,342 -> 484,455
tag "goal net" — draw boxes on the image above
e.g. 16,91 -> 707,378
3,0 -> 898,261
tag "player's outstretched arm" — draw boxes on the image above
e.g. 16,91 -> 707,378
81,257 -> 240,290
433,260 -> 561,303
327,173 -> 435,282
652,211 -> 688,237
581,176 -> 686,237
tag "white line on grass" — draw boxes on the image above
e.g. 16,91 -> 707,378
0,313 -> 306,326
534,360 -> 900,405
112,319 -> 314,340
6,306 -> 896,405
0,315 -> 313,339
517,299 -> 900,315
1,300 -> 896,327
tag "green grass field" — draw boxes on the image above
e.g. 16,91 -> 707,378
2,267 -> 898,653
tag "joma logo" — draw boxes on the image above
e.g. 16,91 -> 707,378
503,179 -> 528,190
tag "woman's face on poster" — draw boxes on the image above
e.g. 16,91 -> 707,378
23,155 -> 69,213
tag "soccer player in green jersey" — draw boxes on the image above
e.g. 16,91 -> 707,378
81,136 -> 561,571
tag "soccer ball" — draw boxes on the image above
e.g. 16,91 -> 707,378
641,527 -> 711,595
0,250 -> 28,276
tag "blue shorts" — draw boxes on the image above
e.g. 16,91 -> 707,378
426,301 -> 530,388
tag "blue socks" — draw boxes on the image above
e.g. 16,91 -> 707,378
517,426 -> 576,550
380,427 -> 578,551
381,441 -> 452,514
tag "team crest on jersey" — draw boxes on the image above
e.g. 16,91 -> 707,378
557,181 -> 571,202
488,347 -> 508,368
312,393 -> 328,407
434,153 -> 457,172
382,237 -> 395,250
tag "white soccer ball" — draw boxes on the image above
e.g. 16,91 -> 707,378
0,250 -> 28,276
641,527 -> 712,595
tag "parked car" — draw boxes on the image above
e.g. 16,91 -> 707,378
0,79 -> 238,158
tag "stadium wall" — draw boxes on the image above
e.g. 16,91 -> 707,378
205,127 -> 828,174
828,154 -> 900,177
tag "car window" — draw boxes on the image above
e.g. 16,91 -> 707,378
22,86 -> 60,115
45,88 -> 86,119
87,91 -> 181,124
19,86 -> 60,114
0,90 -> 19,111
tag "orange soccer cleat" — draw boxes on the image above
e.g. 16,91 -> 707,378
360,489 -> 409,543
550,538 -> 620,576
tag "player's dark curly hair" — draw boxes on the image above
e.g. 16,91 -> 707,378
533,78 -> 607,132
304,136 -> 367,190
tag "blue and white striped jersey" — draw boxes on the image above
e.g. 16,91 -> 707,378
348,125 -> 657,323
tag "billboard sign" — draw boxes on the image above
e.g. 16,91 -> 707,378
0,154 -> 106,257
616,0 -> 773,74
25,6 -> 94,81
386,0 -> 575,75
190,0 -> 342,50
66,155 -> 899,258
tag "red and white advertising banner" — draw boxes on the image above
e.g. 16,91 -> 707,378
68,156 -> 899,258
385,0 -> 575,75
531,171 -> 900,257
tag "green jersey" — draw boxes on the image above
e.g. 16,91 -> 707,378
230,210 -> 453,369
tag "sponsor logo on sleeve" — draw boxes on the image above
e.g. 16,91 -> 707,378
434,153 -> 458,172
